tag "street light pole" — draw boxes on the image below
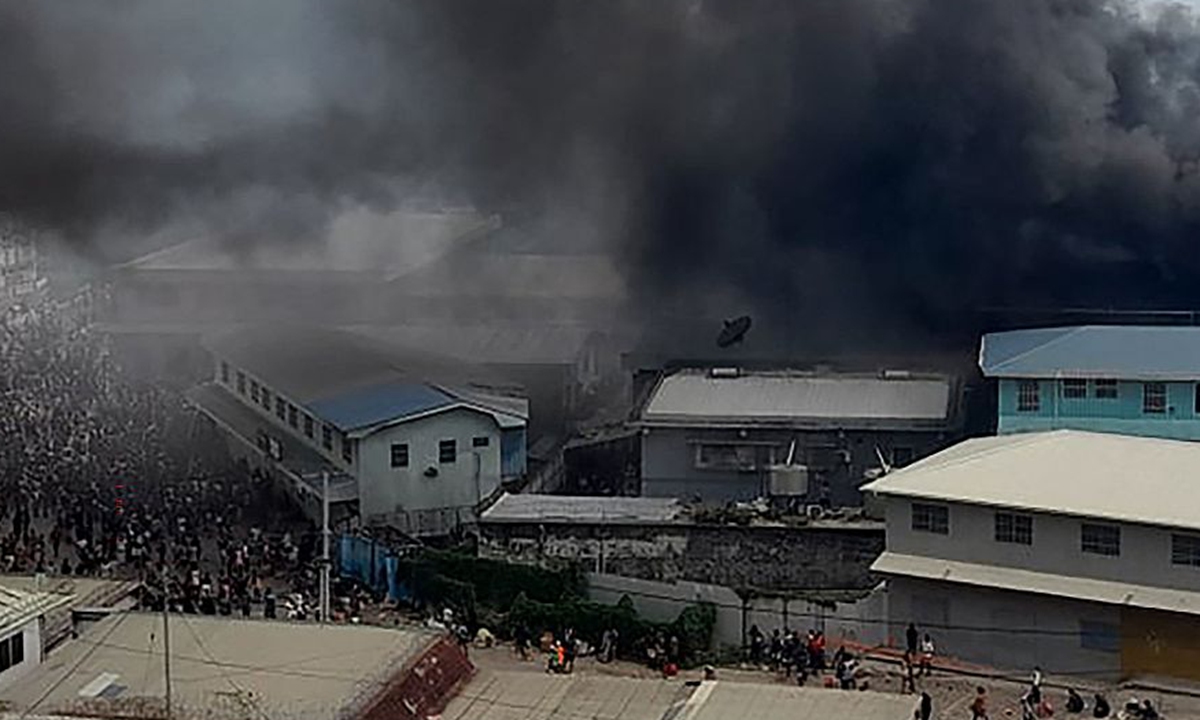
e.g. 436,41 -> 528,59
320,471 -> 331,624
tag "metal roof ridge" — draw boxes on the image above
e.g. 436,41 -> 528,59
986,326 -> 1084,374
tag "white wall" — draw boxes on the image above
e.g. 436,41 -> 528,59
885,499 -> 1200,593
586,573 -> 888,651
358,407 -> 502,519
886,576 -> 1122,678
0,618 -> 42,693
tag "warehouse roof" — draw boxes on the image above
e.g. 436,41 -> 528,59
639,369 -> 954,429
873,552 -> 1200,616
204,326 -> 528,433
481,494 -> 683,524
1,613 -> 435,720
0,583 -> 73,637
862,430 -> 1200,531
123,208 -> 498,276
980,325 -> 1200,380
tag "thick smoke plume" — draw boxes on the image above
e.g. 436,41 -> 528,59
3,0 -> 1200,336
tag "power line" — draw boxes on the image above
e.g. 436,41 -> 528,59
21,611 -> 131,720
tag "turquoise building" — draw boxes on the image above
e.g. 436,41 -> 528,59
980,326 -> 1200,440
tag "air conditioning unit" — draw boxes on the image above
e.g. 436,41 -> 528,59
769,464 -> 809,497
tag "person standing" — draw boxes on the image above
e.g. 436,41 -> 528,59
918,691 -> 933,720
971,687 -> 989,720
919,634 -> 936,676
906,623 -> 919,659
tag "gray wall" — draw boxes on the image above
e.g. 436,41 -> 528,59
887,576 -> 1121,678
885,499 -> 1200,593
478,520 -> 884,592
641,426 -> 954,506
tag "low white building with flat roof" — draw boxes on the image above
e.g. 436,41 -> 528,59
0,584 -> 72,692
863,429 -> 1200,681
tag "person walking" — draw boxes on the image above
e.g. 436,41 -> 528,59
971,687 -> 989,720
918,691 -> 933,720
919,633 -> 936,676
906,622 -> 919,660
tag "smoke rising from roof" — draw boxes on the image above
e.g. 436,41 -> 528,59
3,0 -> 1200,336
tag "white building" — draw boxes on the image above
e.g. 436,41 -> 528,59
188,326 -> 529,537
863,429 -> 1200,681
0,584 -> 72,693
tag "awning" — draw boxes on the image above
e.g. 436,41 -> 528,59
872,552 -> 1200,617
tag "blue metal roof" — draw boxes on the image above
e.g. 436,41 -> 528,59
308,382 -> 455,431
980,326 -> 1200,380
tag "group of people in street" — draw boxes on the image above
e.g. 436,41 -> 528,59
0,291 -> 322,620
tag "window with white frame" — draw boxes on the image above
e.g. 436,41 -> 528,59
1143,382 -> 1167,414
0,632 -> 22,673
390,443 -> 410,468
1061,379 -> 1087,399
439,439 -> 457,464
341,435 -> 353,463
995,512 -> 1033,545
1017,381 -> 1040,412
694,443 -> 767,471
1081,523 -> 1121,556
912,503 -> 949,535
237,372 -> 247,396
303,415 -> 314,439
1171,534 -> 1200,567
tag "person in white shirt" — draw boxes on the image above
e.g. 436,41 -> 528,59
919,634 -> 936,676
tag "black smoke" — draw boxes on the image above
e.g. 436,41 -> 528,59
3,0 -> 1200,338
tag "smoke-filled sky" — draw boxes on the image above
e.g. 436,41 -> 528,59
4,0 -> 1200,335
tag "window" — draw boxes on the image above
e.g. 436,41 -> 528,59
892,447 -> 914,468
1143,382 -> 1167,414
341,435 -> 353,463
260,388 -> 271,411
1195,384 -> 1200,415
322,425 -> 333,451
995,512 -> 1033,545
912,503 -> 949,535
220,362 -> 230,384
472,436 -> 490,448
287,404 -> 298,429
1061,379 -> 1087,399
1017,380 -> 1040,412
1081,523 -> 1121,556
237,372 -> 247,396
275,396 -> 286,420
390,443 -> 410,468
1094,379 -> 1118,399
439,439 -> 457,464
250,380 -> 260,403
695,443 -> 760,470
304,415 -> 314,439
1171,534 -> 1200,567
1079,620 -> 1119,653
0,632 -> 21,672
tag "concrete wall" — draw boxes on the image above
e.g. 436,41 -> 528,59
998,378 -> 1200,440
0,618 -> 42,693
640,426 -> 955,507
587,573 -> 888,650
358,408 -> 503,519
479,521 -> 884,592
886,576 -> 1122,677
885,499 -> 1200,593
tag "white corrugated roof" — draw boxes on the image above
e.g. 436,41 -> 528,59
481,493 -> 682,524
0,583 -> 73,636
640,370 -> 953,428
862,430 -> 1200,531
873,552 -> 1200,616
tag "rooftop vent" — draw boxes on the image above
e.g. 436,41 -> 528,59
709,367 -> 740,379
882,369 -> 912,379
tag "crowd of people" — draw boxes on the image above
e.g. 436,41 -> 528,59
0,291 -> 320,618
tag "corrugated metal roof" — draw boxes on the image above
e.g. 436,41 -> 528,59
873,552 -> 1200,616
481,493 -> 682,524
980,325 -> 1200,379
0,583 -> 73,636
308,382 -> 455,432
640,370 -> 952,428
862,430 -> 1200,531
3,613 -> 435,719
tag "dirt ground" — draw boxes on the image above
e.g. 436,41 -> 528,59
464,643 -> 1200,719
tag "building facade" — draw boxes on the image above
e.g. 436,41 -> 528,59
865,430 -> 1200,680
635,368 -> 962,506
189,327 -> 529,537
981,325 -> 1200,440
0,585 -> 71,693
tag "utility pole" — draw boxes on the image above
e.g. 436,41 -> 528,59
320,471 -> 331,625
162,568 -> 172,719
